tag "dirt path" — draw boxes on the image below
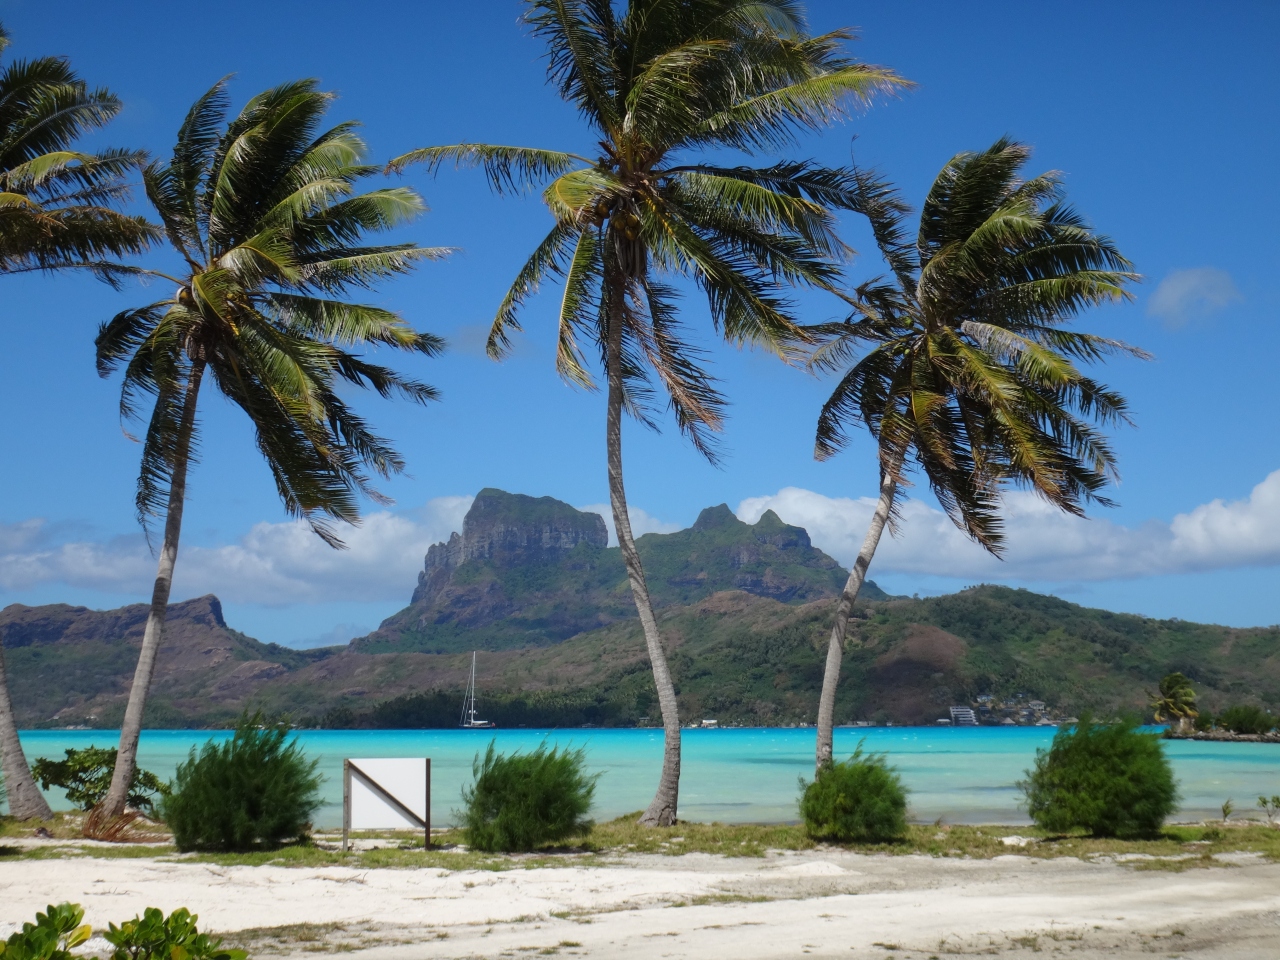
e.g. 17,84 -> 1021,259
4,849 -> 1279,958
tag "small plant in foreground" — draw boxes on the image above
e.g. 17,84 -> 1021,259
1221,799 -> 1234,823
1258,795 -> 1280,825
461,741 -> 597,852
0,903 -> 90,960
798,745 -> 908,843
1020,715 -> 1178,838
32,748 -> 167,816
160,713 -> 321,852
104,906 -> 245,960
1218,704 -> 1276,735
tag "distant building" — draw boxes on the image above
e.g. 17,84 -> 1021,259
1028,700 -> 1046,711
700,719 -> 719,728
950,706 -> 978,726
976,695 -> 994,704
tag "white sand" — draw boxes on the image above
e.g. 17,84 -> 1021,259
4,846 -> 1279,958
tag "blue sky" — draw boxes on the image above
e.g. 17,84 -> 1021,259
1,1 -> 1277,645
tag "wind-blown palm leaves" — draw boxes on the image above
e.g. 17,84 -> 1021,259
92,79 -> 447,822
0,23 -> 155,279
390,0 -> 906,826
1150,672 -> 1198,735
808,138 -> 1143,768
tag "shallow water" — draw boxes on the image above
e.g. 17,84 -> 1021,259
14,727 -> 1278,826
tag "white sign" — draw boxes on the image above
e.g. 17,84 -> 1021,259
343,758 -> 430,849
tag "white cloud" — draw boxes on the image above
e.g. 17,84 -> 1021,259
577,503 -> 682,547
0,495 -> 474,607
738,469 -> 1280,582
1147,267 -> 1241,329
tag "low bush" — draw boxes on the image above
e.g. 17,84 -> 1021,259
1020,715 -> 1178,838
0,903 -> 242,960
798,745 -> 908,843
31,748 -> 168,816
461,741 -> 597,852
1218,704 -> 1276,735
160,714 -> 321,852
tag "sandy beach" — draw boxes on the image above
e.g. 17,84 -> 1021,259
4,844 -> 1279,959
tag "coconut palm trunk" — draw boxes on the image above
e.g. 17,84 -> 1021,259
0,638 -> 52,819
814,468 -> 896,770
99,361 -> 204,819
604,275 -> 681,826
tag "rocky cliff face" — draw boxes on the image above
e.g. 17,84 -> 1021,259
411,489 -> 608,606
365,488 -> 877,654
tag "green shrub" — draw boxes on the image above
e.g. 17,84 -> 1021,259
461,741 -> 598,852
160,714 -> 321,852
1193,711 -> 1215,732
104,907 -> 244,960
1218,704 -> 1276,735
0,903 -> 90,960
798,745 -> 908,843
31,748 -> 168,815
0,903 -> 242,960
1019,715 -> 1178,838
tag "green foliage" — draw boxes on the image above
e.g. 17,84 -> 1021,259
104,907 -> 245,960
1258,795 -> 1280,825
160,714 -> 321,852
31,748 -> 167,815
0,903 -> 90,960
1218,704 -> 1276,735
797,745 -> 908,843
1194,711 -> 1216,732
1149,672 -> 1197,726
461,741 -> 597,852
0,26 -> 156,278
1020,716 -> 1178,838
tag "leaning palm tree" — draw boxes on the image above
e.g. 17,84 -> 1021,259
92,78 -> 446,822
808,138 -> 1143,768
390,0 -> 904,825
1150,672 -> 1198,735
0,22 -> 155,278
0,21 -> 157,823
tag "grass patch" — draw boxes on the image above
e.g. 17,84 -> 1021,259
5,816 -> 1278,870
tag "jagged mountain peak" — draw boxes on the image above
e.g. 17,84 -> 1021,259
369,487 -> 874,654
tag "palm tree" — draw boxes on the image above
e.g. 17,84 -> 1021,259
808,139 -> 1143,768
0,22 -> 155,278
92,78 -> 447,822
0,21 -> 157,823
390,0 -> 904,825
1150,672 -> 1197,735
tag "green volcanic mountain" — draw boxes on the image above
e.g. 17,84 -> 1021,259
363,488 -> 881,653
2,488 -> 1276,730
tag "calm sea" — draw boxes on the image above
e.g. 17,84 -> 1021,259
14,727 -> 1278,827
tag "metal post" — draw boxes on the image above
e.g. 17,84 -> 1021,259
424,758 -> 431,850
342,759 -> 351,853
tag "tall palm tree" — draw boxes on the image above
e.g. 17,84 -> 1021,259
92,78 -> 447,822
808,139 -> 1143,768
0,22 -> 155,278
1150,672 -> 1197,735
0,21 -> 156,822
390,0 -> 905,826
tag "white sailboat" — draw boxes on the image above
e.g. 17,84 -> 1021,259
459,651 -> 496,728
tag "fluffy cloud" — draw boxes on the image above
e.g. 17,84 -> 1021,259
738,469 -> 1280,582
0,495 -> 473,607
577,503 -> 682,546
1147,267 -> 1241,329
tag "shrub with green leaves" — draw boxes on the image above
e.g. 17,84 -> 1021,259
461,741 -> 598,852
159,714 -> 321,852
104,907 -> 244,960
0,903 -> 90,960
1020,715 -> 1178,838
1218,704 -> 1276,735
798,745 -> 908,843
0,903 -> 242,960
31,747 -> 168,815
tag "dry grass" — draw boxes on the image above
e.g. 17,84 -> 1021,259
4,814 -> 1278,871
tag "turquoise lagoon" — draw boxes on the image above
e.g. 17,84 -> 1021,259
14,727 -> 1278,827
